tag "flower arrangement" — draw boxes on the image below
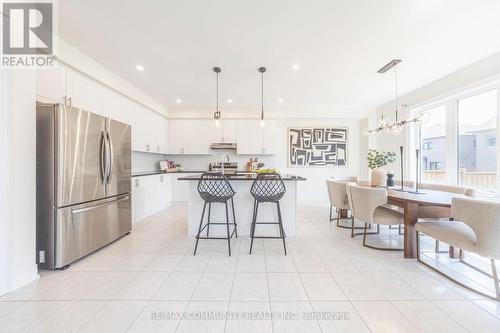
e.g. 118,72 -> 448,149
367,149 -> 397,169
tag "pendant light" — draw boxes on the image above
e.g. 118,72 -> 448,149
259,67 -> 266,127
213,67 -> 221,127
365,59 -> 428,135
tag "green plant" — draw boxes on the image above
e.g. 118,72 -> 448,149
367,149 -> 397,169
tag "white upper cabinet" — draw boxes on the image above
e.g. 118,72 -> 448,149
152,112 -> 169,154
262,120 -> 277,154
118,96 -> 134,125
169,119 -> 191,154
168,119 -> 211,155
65,69 -> 102,114
132,103 -> 167,153
212,119 -> 236,143
236,119 -> 277,155
101,88 -> 121,121
35,66 -> 66,103
195,119 -> 212,154
236,120 -> 254,154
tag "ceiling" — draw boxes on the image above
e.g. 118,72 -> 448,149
58,0 -> 500,118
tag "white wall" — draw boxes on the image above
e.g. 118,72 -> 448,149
0,69 -> 10,296
166,118 -> 365,201
132,151 -> 169,173
0,69 -> 38,294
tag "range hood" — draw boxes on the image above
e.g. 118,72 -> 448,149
210,142 -> 237,149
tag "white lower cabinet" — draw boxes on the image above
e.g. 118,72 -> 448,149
171,174 -> 189,202
132,174 -> 172,222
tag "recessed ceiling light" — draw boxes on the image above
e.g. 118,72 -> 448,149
135,64 -> 144,72
277,98 -> 284,104
227,99 -> 232,103
291,64 -> 300,70
176,99 -> 182,104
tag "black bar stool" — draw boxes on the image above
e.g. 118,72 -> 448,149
249,173 -> 287,255
193,173 -> 237,256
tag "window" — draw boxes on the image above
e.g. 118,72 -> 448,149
429,162 -> 441,170
423,142 -> 433,150
414,86 -> 499,195
420,105 -> 447,184
458,89 -> 497,193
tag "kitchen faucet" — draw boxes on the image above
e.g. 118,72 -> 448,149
221,154 -> 230,174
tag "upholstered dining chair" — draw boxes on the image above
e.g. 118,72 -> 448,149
418,183 -> 475,253
326,177 -> 358,222
346,184 -> 404,250
328,178 -> 364,237
419,183 -> 476,197
416,197 -> 500,300
385,180 -> 416,234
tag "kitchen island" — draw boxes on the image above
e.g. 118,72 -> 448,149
178,173 -> 306,237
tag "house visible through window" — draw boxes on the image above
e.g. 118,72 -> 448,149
429,162 -> 441,170
417,87 -> 499,194
458,89 -> 497,193
420,105 -> 447,184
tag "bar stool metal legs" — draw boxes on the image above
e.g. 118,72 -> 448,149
249,199 -> 287,255
193,199 -> 237,256
248,173 -> 288,256
193,173 -> 237,256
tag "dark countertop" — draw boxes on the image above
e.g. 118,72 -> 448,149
178,173 -> 306,181
131,170 -> 207,177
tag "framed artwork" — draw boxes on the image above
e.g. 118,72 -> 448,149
288,127 -> 348,167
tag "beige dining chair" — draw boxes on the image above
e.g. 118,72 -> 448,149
346,184 -> 404,250
416,197 -> 500,300
327,179 -> 364,236
383,180 -> 415,235
419,182 -> 476,197
326,176 -> 358,222
418,183 -> 475,253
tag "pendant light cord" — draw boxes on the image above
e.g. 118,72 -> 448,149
216,71 -> 219,113
394,70 -> 399,122
261,70 -> 264,120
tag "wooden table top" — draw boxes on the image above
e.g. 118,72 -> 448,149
356,181 -> 468,207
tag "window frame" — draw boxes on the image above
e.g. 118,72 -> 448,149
409,82 -> 500,195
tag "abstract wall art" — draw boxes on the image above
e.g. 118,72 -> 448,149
288,127 -> 348,167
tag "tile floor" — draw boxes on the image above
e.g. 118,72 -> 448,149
1,201 -> 500,332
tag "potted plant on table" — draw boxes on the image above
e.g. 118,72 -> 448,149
367,149 -> 397,186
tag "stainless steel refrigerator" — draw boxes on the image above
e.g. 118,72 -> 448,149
36,103 -> 132,269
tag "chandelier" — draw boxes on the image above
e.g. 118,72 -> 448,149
365,60 -> 427,135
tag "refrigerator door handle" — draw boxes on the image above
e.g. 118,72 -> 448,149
71,195 -> 130,214
106,131 -> 114,184
99,131 -> 107,184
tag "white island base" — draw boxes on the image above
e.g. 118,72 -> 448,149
182,178 -> 300,238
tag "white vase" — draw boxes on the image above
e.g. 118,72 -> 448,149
371,168 -> 387,186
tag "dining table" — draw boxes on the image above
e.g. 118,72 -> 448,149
356,181 -> 469,259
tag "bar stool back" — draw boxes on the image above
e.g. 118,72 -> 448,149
249,173 -> 287,254
193,173 -> 237,256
